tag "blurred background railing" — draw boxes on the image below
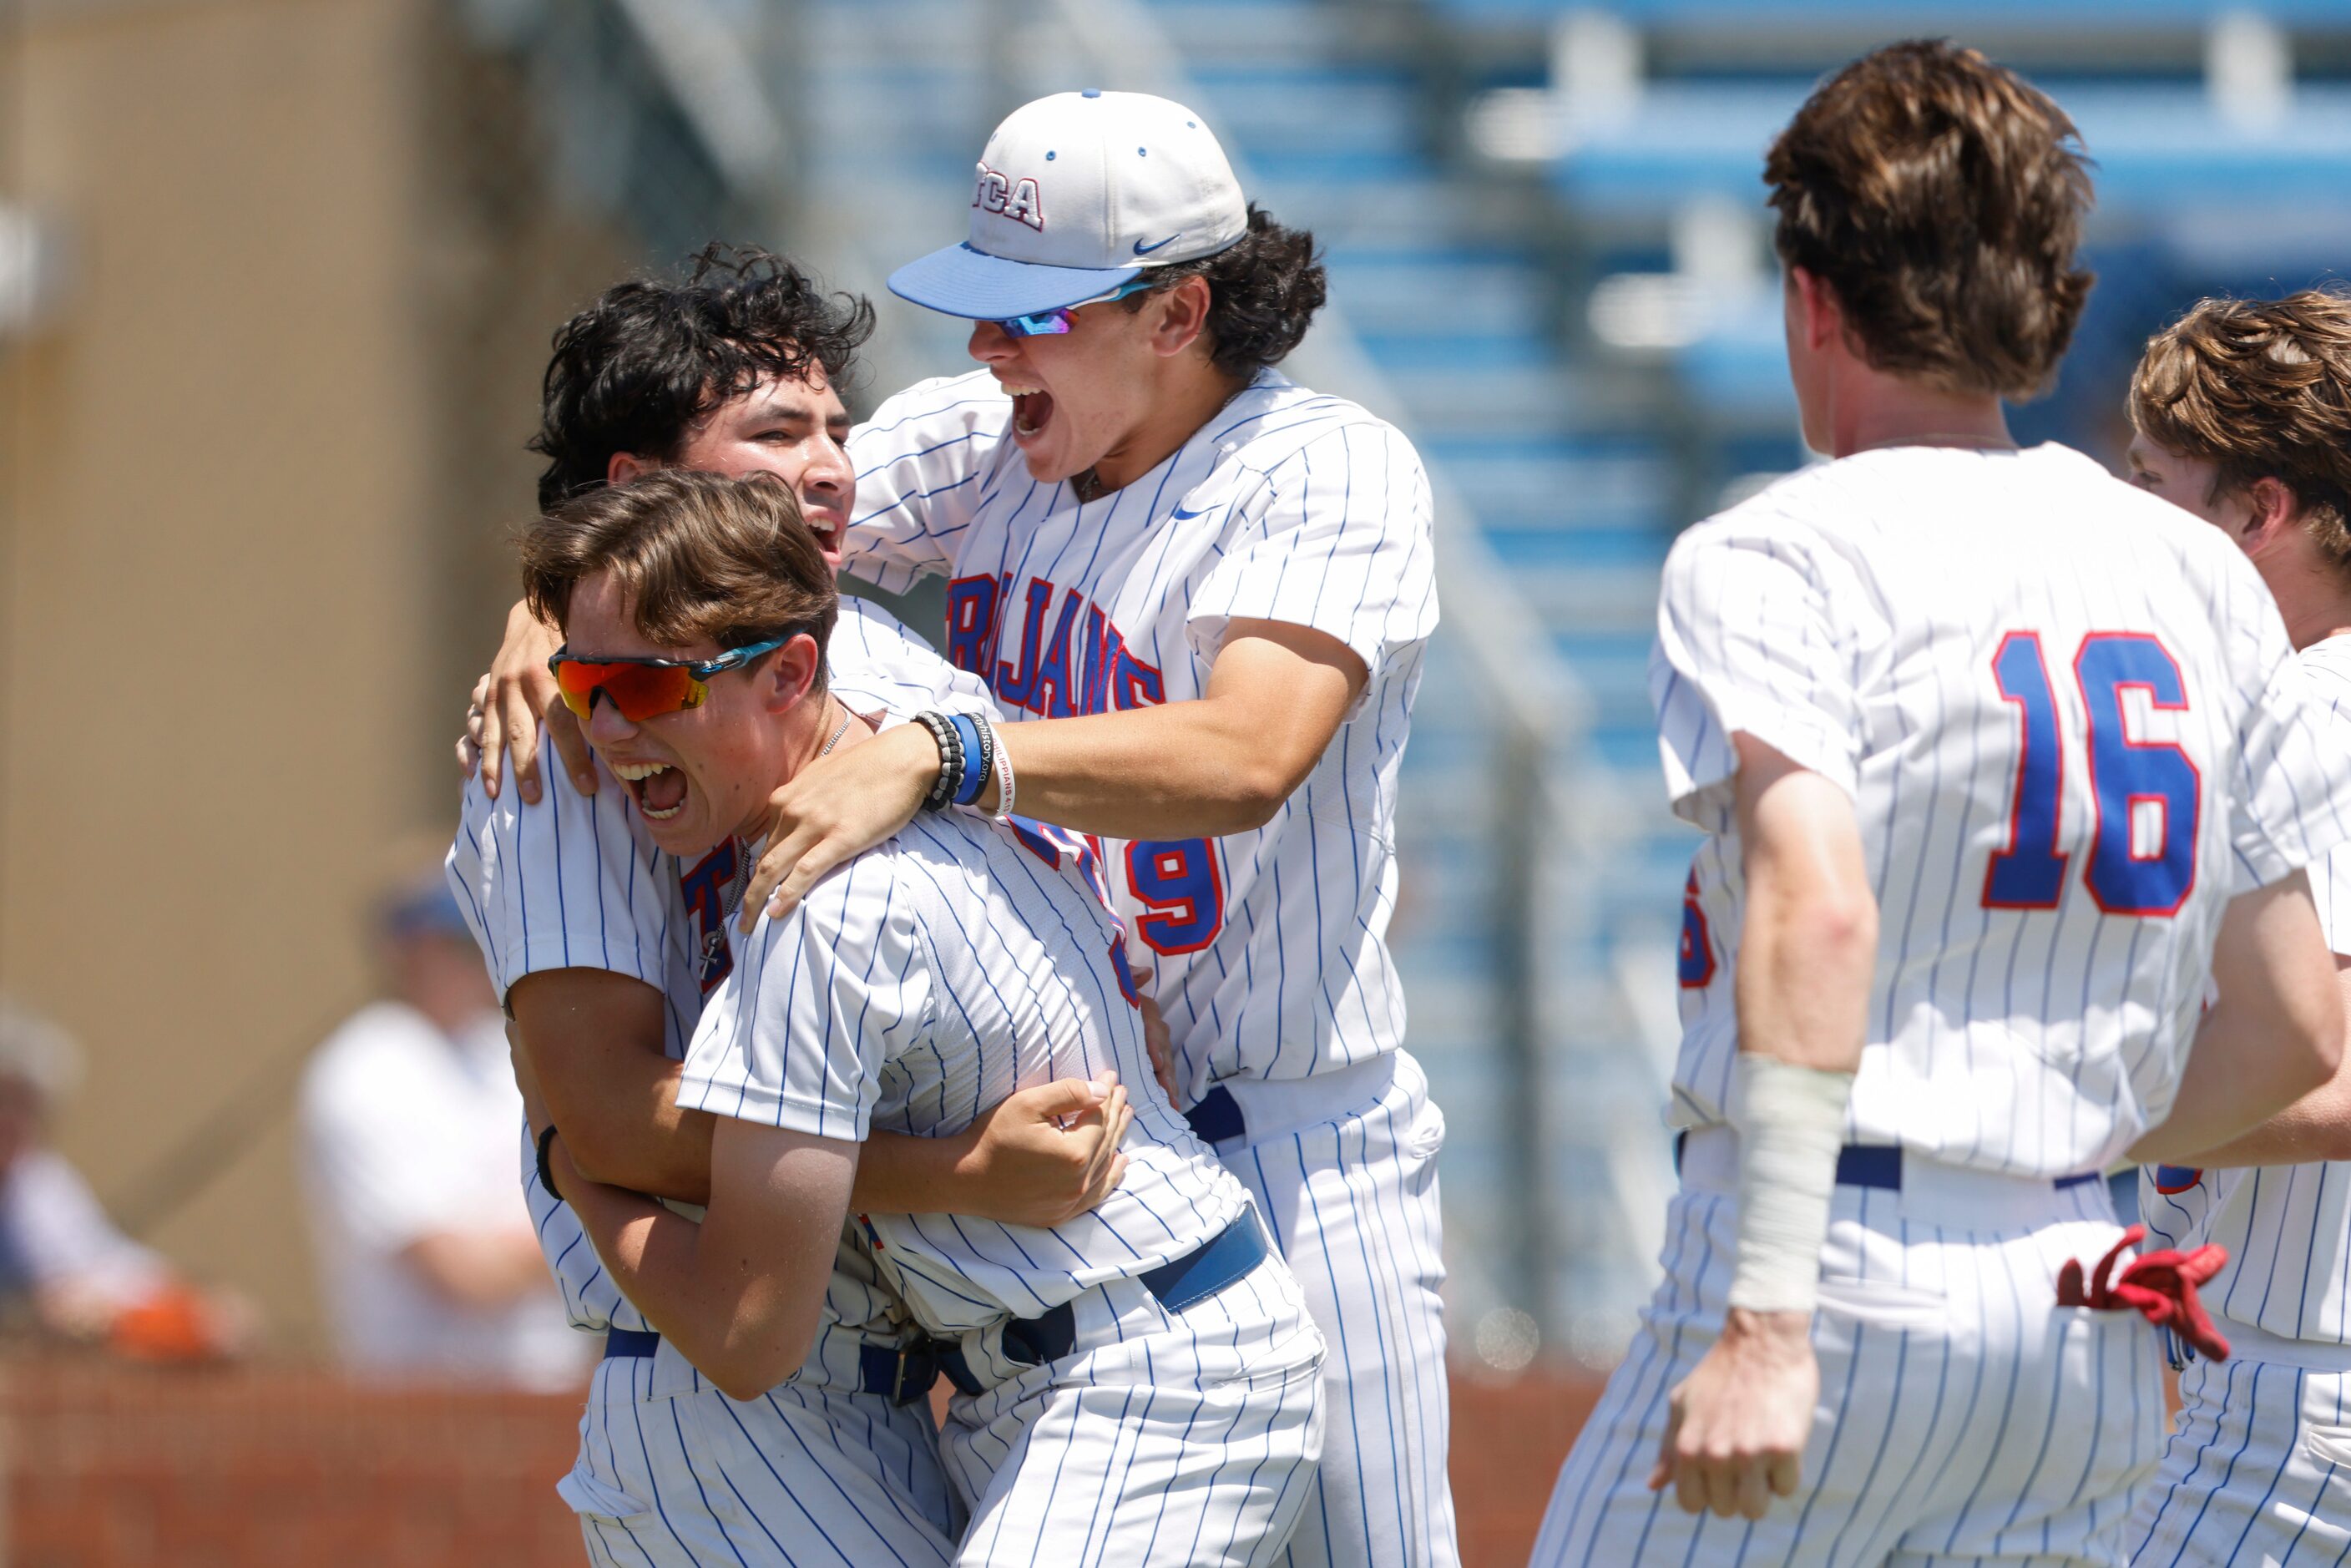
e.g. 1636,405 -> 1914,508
1,0 -> 2348,1560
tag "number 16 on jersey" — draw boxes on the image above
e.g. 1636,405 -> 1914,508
1984,629 -> 2200,918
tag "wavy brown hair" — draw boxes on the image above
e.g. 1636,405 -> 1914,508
520,470 -> 837,685
2131,287 -> 2351,566
1120,205 -> 1327,381
1765,39 -> 2095,399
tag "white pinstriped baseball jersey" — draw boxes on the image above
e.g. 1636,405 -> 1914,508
842,367 -> 1438,1102
1659,443 -> 2351,1181
675,807 -> 1249,1336
447,595 -> 1002,1338
2139,632 -> 2351,1345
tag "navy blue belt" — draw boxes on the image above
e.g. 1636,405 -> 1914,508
1184,1085 -> 1246,1145
601,1213 -> 1270,1406
604,1327 -> 660,1359
1676,1135 -> 2101,1192
867,1210 -> 1272,1407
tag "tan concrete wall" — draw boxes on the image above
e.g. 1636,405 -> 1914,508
0,0 -> 438,1352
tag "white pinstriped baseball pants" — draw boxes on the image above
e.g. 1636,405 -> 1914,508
1216,1050 -> 1459,1568
2124,1345 -> 2351,1565
940,1246 -> 1327,1567
564,1330 -> 963,1568
1535,1135 -> 2166,1566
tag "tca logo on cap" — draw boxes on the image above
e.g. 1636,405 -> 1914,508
973,162 -> 1044,232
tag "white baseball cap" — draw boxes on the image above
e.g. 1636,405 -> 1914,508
888,89 -> 1247,321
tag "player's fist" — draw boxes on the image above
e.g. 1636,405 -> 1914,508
1648,1307 -> 1818,1520
953,1072 -> 1133,1228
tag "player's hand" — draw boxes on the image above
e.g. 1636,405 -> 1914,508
471,599 -> 589,804
1648,1307 -> 1818,1520
954,1072 -> 1132,1228
1132,967 -> 1178,1102
743,721 -> 935,928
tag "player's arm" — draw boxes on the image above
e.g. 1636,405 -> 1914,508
549,1120 -> 854,1400
1652,732 -> 1875,1523
509,967 -> 1132,1222
2128,872 -> 2345,1165
741,619 -> 1362,919
2170,954 -> 2351,1166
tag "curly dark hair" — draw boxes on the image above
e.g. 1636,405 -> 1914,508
1765,40 -> 2096,400
2132,286 -> 2351,568
1119,205 -> 1327,381
529,244 -> 877,510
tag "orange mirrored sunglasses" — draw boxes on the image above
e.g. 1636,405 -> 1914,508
547,637 -> 790,722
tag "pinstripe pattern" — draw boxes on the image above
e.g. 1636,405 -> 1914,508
843,367 -> 1456,1568
2123,1354 -> 2351,1565
447,596 -> 999,1556
2139,635 -> 2351,1348
1226,1052 -> 1454,1568
1655,446 -> 2351,1179
671,798 -> 1328,1562
1534,1178 -> 2165,1565
675,808 -> 1246,1335
941,1256 -> 1326,1567
843,368 -> 1435,1100
562,1351 -> 960,1566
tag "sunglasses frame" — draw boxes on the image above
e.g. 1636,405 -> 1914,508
547,635 -> 794,718
997,275 -> 1160,338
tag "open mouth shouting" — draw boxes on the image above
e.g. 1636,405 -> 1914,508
609,758 -> 690,822
1003,380 -> 1055,444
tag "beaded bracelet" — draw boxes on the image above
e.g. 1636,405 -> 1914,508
913,711 -> 963,812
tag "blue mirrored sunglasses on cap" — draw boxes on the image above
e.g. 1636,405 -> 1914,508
997,275 -> 1159,337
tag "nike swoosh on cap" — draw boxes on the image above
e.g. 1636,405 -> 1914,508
1132,235 -> 1180,255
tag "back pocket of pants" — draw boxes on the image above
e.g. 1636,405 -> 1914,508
1814,1277 -> 1949,1333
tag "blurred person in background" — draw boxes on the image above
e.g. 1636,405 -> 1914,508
299,863 -> 589,1389
0,999 -> 247,1360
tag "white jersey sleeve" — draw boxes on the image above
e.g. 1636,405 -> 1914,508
447,736 -> 688,1335
2141,631 -> 2351,1346
447,738 -> 674,1006
842,371 -> 1014,595
1185,417 -> 1439,714
1652,518 -> 1870,828
2224,624 -> 2351,893
831,594 -> 1003,722
675,853 -> 926,1141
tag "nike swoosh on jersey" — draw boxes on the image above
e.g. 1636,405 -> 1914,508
1133,235 -> 1180,255
1171,503 -> 1214,519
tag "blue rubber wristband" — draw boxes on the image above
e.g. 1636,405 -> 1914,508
948,714 -> 987,806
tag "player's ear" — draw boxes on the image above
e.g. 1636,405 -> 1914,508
608,452 -> 653,487
1147,276 -> 1213,360
759,635 -> 823,716
2244,476 -> 2298,546
1788,266 -> 1841,353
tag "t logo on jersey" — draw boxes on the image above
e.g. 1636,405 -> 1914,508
972,162 -> 1044,230
2151,1165 -> 2203,1196
679,841 -> 740,994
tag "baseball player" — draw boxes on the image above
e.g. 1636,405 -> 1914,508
451,250 -> 1143,1565
472,91 -> 1455,1568
2119,288 -> 2351,1565
526,468 -> 1326,1565
1533,43 -> 2351,1565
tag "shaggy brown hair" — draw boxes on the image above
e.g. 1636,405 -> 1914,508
520,469 -> 837,683
1119,205 -> 1327,381
1765,39 -> 2096,399
2131,287 -> 2351,567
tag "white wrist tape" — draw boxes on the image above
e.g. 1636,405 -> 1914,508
1726,1055 -> 1854,1313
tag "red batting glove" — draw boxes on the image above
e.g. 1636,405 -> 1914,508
2055,1224 -> 2232,1363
